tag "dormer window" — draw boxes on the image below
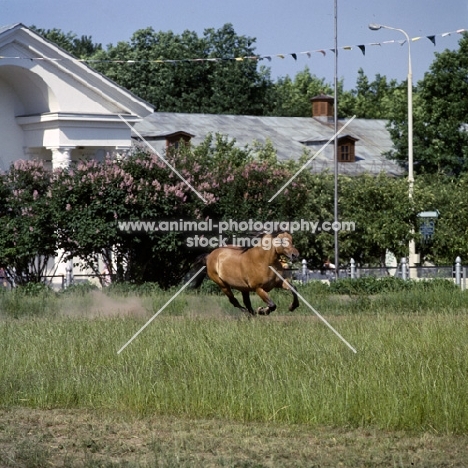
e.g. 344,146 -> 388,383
338,136 -> 358,162
300,134 -> 359,163
165,131 -> 194,149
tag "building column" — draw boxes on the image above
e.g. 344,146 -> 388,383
48,146 -> 73,169
47,147 -> 73,288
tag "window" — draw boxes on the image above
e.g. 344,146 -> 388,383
165,132 -> 194,150
340,145 -> 350,161
337,137 -> 357,162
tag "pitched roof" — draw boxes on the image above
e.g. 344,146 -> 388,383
0,23 -> 154,117
135,112 -> 404,176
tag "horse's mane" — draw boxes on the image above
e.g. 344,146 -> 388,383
239,230 -> 286,253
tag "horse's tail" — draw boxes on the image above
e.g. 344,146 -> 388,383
186,253 -> 208,288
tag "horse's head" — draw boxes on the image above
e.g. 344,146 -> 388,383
272,231 -> 299,262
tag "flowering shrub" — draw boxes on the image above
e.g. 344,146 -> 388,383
0,160 -> 56,285
0,135 -> 436,287
52,150 -> 216,286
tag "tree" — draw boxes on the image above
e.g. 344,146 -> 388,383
339,173 -> 420,266
339,68 -> 401,119
412,173 -> 468,264
266,66 -> 334,117
387,33 -> 468,175
52,151 -> 214,287
91,24 -> 273,115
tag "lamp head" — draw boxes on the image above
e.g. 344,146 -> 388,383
368,23 -> 382,31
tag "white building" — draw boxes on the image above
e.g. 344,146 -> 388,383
0,23 -> 153,171
0,23 -> 153,286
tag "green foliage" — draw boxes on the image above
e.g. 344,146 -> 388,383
0,285 -> 57,318
16,281 -> 54,297
329,276 -> 410,295
30,24 -> 407,120
3,145 -> 468,287
51,150 -> 213,286
339,173 -> 417,265
0,160 -> 57,285
105,281 -> 163,297
414,173 -> 468,263
91,24 -> 272,115
388,32 -> 468,175
30,26 -> 102,58
339,68 -> 402,119
60,281 -> 99,296
266,66 -> 334,117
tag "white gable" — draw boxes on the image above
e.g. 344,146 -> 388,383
0,23 -> 154,170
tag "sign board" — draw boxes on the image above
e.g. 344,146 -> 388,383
420,220 -> 435,241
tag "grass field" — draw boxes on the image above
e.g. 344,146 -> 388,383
1,280 -> 468,466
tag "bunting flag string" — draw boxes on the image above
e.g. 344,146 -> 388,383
0,28 -> 465,65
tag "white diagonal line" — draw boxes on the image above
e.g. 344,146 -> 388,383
268,115 -> 356,203
118,114 -> 208,204
117,266 -> 206,354
269,266 -> 357,353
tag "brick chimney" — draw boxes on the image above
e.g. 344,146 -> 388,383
311,93 -> 334,121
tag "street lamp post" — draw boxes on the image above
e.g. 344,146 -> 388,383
368,23 -> 417,276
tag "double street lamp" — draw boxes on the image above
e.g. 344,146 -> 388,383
368,23 -> 417,274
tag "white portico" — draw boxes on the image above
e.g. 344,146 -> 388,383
0,23 -> 153,171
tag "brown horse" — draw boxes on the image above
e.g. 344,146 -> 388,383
192,232 -> 299,315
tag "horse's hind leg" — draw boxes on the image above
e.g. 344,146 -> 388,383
255,288 -> 276,315
219,284 -> 249,314
282,280 -> 299,311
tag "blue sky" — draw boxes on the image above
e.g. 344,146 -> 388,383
2,0 -> 467,89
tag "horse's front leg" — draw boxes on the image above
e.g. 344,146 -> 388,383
281,279 -> 299,311
241,291 -> 256,315
255,287 -> 276,315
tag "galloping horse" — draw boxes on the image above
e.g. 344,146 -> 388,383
192,231 -> 299,315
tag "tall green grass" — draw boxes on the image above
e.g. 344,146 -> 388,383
1,290 -> 468,432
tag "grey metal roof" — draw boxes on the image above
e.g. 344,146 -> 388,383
134,113 -> 404,176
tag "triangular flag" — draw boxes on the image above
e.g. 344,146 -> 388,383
317,49 -> 326,56
343,46 -> 352,51
412,36 -> 422,42
277,54 -> 285,59
358,45 -> 366,55
290,53 -> 297,60
427,35 -> 436,45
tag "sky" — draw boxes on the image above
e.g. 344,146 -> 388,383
2,0 -> 467,90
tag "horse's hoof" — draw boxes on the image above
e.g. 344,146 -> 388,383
257,307 -> 271,315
